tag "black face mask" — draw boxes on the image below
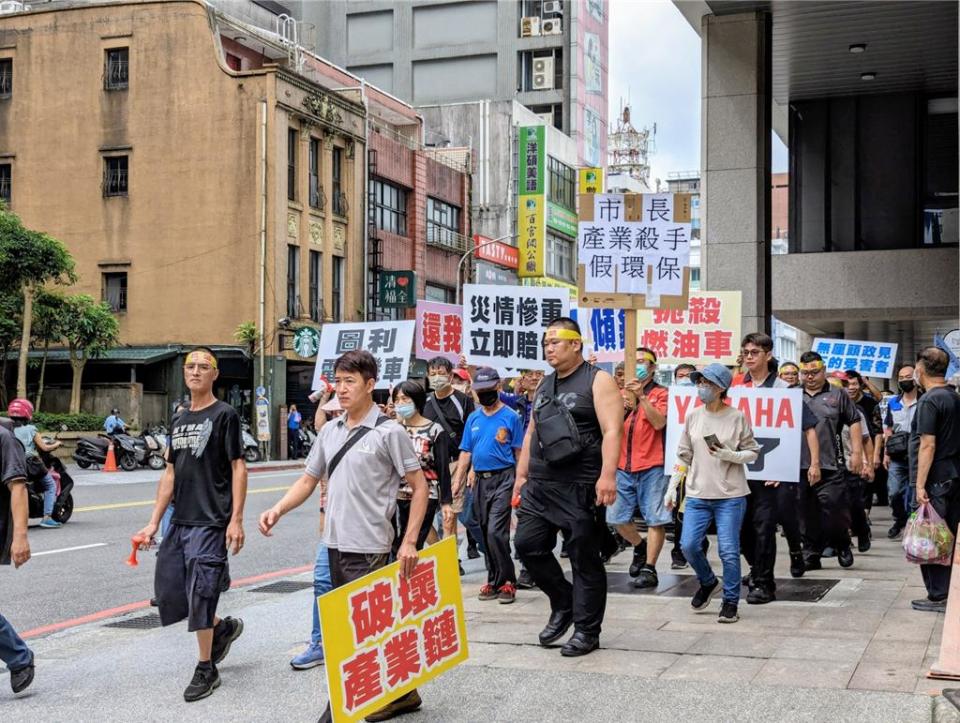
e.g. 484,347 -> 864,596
476,390 -> 499,407
898,380 -> 915,394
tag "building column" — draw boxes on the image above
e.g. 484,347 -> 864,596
701,11 -> 772,335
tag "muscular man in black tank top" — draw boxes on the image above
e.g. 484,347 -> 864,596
513,317 -> 623,657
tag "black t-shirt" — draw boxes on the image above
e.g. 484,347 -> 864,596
424,390 -> 475,460
0,425 -> 27,566
530,362 -> 603,485
911,386 -> 960,484
855,394 -> 882,438
168,400 -> 243,527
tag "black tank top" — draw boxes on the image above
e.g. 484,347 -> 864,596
529,362 -> 603,485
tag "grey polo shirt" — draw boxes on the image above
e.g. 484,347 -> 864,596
801,384 -> 861,470
306,402 -> 421,554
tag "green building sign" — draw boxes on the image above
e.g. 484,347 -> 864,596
379,270 -> 417,308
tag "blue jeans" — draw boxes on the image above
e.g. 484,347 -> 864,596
888,460 -> 913,526
0,612 -> 32,671
459,487 -> 486,555
160,505 -> 174,538
41,472 -> 56,517
311,542 -> 332,646
680,496 -> 747,604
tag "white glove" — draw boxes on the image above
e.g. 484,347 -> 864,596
664,464 -> 686,510
711,446 -> 755,464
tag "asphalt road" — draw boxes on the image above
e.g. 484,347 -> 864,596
4,467 -> 320,634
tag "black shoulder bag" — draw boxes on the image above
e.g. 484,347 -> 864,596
534,372 -> 585,465
327,415 -> 388,478
427,393 -> 463,445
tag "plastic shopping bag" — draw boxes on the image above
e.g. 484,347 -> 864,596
903,503 -> 955,566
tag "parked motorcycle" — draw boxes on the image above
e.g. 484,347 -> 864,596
73,432 -> 140,471
241,422 -> 260,463
134,429 -> 165,470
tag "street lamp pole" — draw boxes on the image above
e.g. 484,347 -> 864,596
456,233 -> 516,305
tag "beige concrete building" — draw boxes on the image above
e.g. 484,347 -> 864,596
0,0 -> 368,437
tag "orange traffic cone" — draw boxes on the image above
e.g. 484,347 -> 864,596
103,441 -> 119,473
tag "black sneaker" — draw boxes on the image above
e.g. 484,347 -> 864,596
211,617 -> 244,665
858,531 -> 872,553
718,601 -> 740,623
746,586 -> 775,605
633,565 -> 658,589
467,544 -> 480,560
516,569 -> 537,590
183,663 -> 221,702
838,547 -> 854,568
691,579 -> 719,611
804,556 -> 822,571
670,552 -> 688,570
887,523 -> 904,540
789,552 -> 805,578
628,541 -> 647,577
10,652 -> 34,694
459,562 -> 466,575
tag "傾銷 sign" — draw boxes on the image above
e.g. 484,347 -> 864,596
312,321 -> 415,391
415,301 -> 461,364
811,338 -> 898,379
473,235 -> 519,270
517,126 -> 546,279
582,307 -> 626,363
378,271 -> 417,309
293,327 -> 321,359
664,386 -> 804,482
319,537 -> 468,722
462,283 -> 568,372
635,290 -> 741,366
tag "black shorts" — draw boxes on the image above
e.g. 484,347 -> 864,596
155,524 -> 230,632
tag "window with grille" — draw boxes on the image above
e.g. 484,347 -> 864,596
309,250 -> 322,322
370,178 -> 408,236
426,197 -> 461,247
0,58 -> 11,97
288,128 -> 298,202
287,245 -> 299,318
332,148 -> 345,216
104,48 -> 128,90
103,156 -> 128,196
0,164 -> 10,206
309,138 -> 323,209
331,256 -> 343,322
102,272 -> 127,312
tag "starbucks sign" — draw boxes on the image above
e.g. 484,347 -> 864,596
293,327 -> 321,358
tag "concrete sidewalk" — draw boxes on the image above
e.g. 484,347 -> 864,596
5,506 -> 957,722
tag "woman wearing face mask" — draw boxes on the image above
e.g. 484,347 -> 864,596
391,381 -> 451,553
664,363 -> 760,624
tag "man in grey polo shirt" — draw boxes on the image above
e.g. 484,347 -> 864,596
259,350 -> 428,723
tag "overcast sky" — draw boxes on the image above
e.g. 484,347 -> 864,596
607,0 -> 788,184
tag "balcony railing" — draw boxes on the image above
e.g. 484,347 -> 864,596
310,181 -> 326,211
103,168 -> 128,196
332,190 -> 348,217
426,225 -> 470,254
104,287 -> 127,313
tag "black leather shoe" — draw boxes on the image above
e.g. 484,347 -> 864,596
628,540 -> 647,577
10,652 -> 34,694
538,609 -> 573,646
912,598 -> 947,613
838,547 -> 854,568
561,631 -> 599,657
789,552 -> 805,578
746,586 -> 776,605
804,556 -> 822,571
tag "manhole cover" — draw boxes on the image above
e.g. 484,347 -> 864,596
250,580 -> 313,594
103,613 -> 162,630
603,572 -> 840,602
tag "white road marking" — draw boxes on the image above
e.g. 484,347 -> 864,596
32,543 -> 109,557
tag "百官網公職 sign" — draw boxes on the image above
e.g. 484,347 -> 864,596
462,283 -> 568,372
293,326 -> 321,359
517,126 -> 546,278
415,301 -> 462,364
378,271 -> 417,309
635,290 -> 741,367
312,321 -> 415,391
319,537 -> 468,722
811,338 -> 898,379
664,386 -> 804,483
577,193 -> 692,303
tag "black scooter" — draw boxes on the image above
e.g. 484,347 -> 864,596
27,442 -> 75,524
74,429 -> 140,471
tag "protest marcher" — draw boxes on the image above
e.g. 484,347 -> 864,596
609,347 -> 669,588
666,363 -> 759,623
423,357 -> 477,571
263,350 -> 429,721
0,421 -> 33,695
779,362 -> 800,387
514,317 -> 622,657
136,347 -> 247,702
798,351 -> 862,571
829,374 -> 874,555
845,369 -> 883,526
454,368 -> 524,603
669,363 -> 698,570
910,347 -> 960,612
883,364 -> 920,538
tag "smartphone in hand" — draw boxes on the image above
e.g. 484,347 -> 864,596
703,434 -> 722,450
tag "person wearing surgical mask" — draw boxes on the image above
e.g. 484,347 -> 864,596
674,364 -> 697,386
390,381 -> 451,556
665,363 -> 760,624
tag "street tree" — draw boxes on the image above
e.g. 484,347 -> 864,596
0,209 -> 75,398
61,294 -> 119,414
31,289 -> 70,412
0,289 -> 22,408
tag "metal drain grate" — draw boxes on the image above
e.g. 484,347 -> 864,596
602,572 -> 840,603
250,580 -> 313,594
103,613 -> 162,630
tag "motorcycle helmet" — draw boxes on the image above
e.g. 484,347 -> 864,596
7,398 -> 34,421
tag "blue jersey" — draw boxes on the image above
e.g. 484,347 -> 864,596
460,405 -> 524,472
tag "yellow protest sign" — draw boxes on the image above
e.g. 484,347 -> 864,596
319,537 -> 469,721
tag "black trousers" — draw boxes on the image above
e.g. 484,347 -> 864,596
393,497 -> 440,556
921,478 -> 960,600
740,480 -> 803,589
800,468 -> 851,559
844,471 -> 871,541
476,469 -> 517,588
515,478 -> 607,636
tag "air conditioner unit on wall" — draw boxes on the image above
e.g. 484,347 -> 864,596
521,16 -> 541,37
543,1 -> 562,15
532,57 -> 555,90
542,18 -> 562,35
